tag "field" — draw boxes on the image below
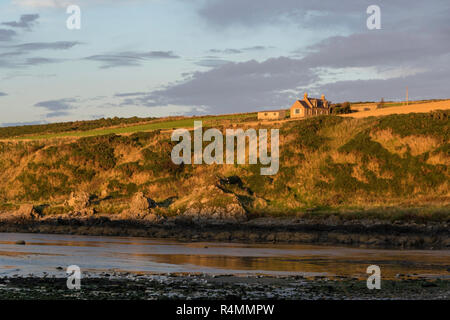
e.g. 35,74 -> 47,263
4,113 -> 257,141
345,100 -> 450,118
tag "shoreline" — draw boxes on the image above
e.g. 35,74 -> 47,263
1,217 -> 448,249
0,272 -> 448,300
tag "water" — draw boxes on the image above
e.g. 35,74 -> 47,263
0,232 -> 449,279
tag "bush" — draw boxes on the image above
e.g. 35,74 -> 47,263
331,102 -> 352,114
70,134 -> 117,170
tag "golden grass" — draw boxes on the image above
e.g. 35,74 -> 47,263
342,100 -> 450,118
371,129 -> 441,156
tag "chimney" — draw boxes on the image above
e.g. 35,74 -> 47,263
304,92 -> 308,100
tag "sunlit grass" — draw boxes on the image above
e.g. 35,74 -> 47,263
14,113 -> 257,140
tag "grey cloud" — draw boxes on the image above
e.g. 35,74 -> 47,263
115,92 -> 147,97
243,46 -> 270,51
84,51 -> 180,69
195,58 -> 233,68
0,29 -> 16,41
209,48 -> 242,54
0,50 -> 26,57
302,29 -> 450,69
0,41 -> 80,69
123,15 -> 450,113
11,41 -> 82,52
0,57 -> 64,68
0,92 -> 7,97
46,111 -> 71,118
119,57 -> 317,113
34,98 -> 78,118
318,65 -> 450,102
0,59 -> 20,68
208,46 -> 270,55
198,0 -> 450,31
2,14 -> 39,30
198,0 -> 364,27
23,57 -> 62,65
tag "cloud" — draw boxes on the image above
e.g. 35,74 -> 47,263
243,45 -> 271,51
84,50 -> 180,69
208,46 -> 270,55
301,29 -> 450,69
123,17 -> 450,113
34,98 -> 78,117
10,41 -> 82,52
13,0 -> 76,8
114,92 -> 147,97
208,48 -> 242,54
45,111 -> 71,118
0,29 -> 17,41
0,92 -> 7,97
23,57 -> 62,65
194,58 -> 232,68
118,57 -> 317,113
2,14 -> 39,30
12,0 -> 139,8
0,41 -> 81,68
197,0 -> 362,28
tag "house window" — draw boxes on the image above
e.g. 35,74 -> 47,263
273,113 -> 277,116
295,109 -> 300,114
264,113 -> 268,116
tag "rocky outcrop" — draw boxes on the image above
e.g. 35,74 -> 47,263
65,191 -> 94,216
66,191 -> 90,210
179,186 -> 247,222
121,192 -> 157,220
11,204 -> 41,220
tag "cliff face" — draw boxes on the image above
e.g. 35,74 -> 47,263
0,111 -> 448,220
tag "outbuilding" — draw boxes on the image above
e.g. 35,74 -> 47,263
257,110 -> 287,121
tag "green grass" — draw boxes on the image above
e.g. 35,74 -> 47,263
12,113 -> 257,140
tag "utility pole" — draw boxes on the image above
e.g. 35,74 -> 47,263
406,86 -> 409,106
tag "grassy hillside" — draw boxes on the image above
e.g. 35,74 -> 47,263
0,110 -> 448,220
2,113 -> 257,140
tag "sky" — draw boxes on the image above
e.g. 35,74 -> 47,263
0,0 -> 449,126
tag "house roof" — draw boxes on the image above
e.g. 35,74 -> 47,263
291,100 -> 310,109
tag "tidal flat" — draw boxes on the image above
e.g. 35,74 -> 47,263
0,273 -> 448,300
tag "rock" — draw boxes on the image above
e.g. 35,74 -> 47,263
421,281 -> 437,288
143,213 -> 160,222
179,185 -> 247,223
66,191 -> 90,211
12,204 -> 41,220
131,192 -> 156,211
121,192 -> 157,220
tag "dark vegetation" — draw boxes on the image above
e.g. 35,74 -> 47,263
330,102 -> 353,114
0,116 -> 156,139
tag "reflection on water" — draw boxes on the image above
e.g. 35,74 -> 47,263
0,233 -> 448,279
